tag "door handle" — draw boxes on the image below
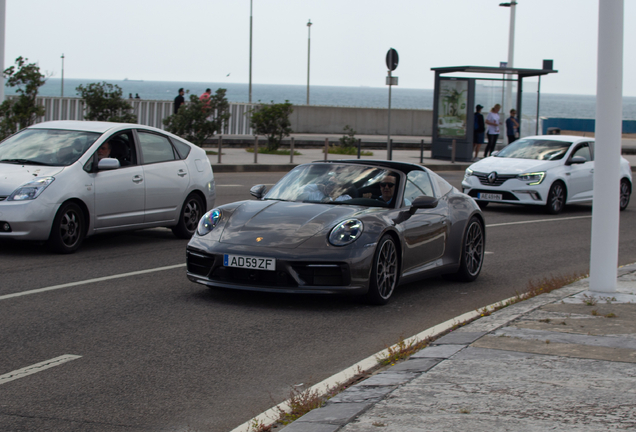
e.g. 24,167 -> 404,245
178,170 -> 187,177
132,175 -> 143,183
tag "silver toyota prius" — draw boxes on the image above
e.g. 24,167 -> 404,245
0,121 -> 215,253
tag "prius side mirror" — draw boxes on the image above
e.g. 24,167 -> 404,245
97,158 -> 120,170
250,184 -> 268,199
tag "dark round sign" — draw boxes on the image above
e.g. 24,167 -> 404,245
386,48 -> 399,71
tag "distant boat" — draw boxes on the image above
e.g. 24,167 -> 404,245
123,78 -> 144,82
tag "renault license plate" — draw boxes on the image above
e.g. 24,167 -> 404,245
223,254 -> 276,271
478,193 -> 503,200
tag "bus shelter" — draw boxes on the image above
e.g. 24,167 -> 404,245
431,63 -> 557,161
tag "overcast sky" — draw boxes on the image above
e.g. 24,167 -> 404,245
5,0 -> 636,96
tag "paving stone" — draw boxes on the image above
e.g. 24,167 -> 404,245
410,343 -> 466,359
356,372 -> 418,387
294,402 -> 371,425
329,386 -> 396,403
432,331 -> 486,345
492,326 -> 636,349
279,422 -> 340,432
388,358 -> 441,373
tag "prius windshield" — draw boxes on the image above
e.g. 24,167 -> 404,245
0,128 -> 101,166
495,138 -> 573,161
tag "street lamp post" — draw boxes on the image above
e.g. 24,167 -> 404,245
306,19 -> 312,105
61,54 -> 65,97
248,0 -> 253,104
500,1 -> 517,125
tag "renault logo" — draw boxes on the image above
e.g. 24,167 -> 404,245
487,172 -> 498,184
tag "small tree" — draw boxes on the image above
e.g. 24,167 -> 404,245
76,82 -> 137,123
0,57 -> 46,140
163,89 -> 230,147
339,125 -> 357,148
249,100 -> 293,151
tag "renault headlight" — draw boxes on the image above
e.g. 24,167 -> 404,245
517,172 -> 545,185
197,209 -> 221,236
8,177 -> 55,201
329,219 -> 363,246
464,168 -> 474,181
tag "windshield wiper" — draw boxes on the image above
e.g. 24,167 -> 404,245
0,159 -> 53,166
263,197 -> 287,202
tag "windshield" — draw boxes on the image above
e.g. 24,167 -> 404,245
0,128 -> 101,166
495,138 -> 573,161
265,163 -> 399,207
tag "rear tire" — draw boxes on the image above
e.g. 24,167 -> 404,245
364,234 -> 399,305
620,179 -> 631,211
47,202 -> 85,254
450,216 -> 485,282
546,181 -> 566,215
172,193 -> 204,239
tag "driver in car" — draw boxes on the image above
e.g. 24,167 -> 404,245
97,141 -> 111,161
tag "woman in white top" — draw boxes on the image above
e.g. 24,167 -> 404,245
483,104 -> 501,158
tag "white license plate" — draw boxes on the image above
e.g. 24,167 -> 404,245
478,193 -> 503,201
223,254 -> 276,271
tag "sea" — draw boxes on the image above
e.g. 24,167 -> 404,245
15,78 -> 636,121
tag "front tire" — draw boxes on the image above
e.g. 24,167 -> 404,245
451,216 -> 485,282
172,193 -> 204,239
364,234 -> 399,305
620,179 -> 631,211
546,181 -> 566,215
47,202 -> 85,254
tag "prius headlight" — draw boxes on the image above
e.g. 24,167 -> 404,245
329,219 -> 363,246
197,209 -> 221,236
517,172 -> 546,185
8,177 -> 55,201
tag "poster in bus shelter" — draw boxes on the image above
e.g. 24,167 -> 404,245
438,79 -> 468,139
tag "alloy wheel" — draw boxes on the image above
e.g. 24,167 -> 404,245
60,209 -> 81,248
464,221 -> 484,276
620,180 -> 631,210
375,238 -> 398,299
183,199 -> 201,232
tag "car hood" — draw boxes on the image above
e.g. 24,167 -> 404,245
0,164 -> 64,196
469,157 -> 559,174
219,200 -> 364,248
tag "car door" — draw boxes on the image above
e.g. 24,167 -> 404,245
93,130 -> 145,229
399,170 -> 448,273
136,130 -> 190,223
565,142 -> 594,201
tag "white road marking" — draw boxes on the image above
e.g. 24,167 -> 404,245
0,355 -> 82,385
486,215 -> 591,228
216,184 -> 244,187
0,264 -> 186,302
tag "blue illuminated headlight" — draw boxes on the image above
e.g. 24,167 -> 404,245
517,172 -> 545,185
329,219 -> 363,246
8,177 -> 55,201
197,209 -> 221,236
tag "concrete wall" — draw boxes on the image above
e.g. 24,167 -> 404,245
290,105 -> 433,136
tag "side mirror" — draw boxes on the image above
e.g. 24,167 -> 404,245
97,158 -> 120,170
567,155 -> 586,165
250,184 -> 268,199
409,195 -> 438,214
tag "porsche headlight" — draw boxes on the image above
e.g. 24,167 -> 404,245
197,209 -> 221,236
517,172 -> 545,185
8,177 -> 55,201
329,219 -> 363,246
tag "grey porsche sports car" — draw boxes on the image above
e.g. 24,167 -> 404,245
186,160 -> 485,304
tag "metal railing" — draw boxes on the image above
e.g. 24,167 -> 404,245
9,96 -> 255,134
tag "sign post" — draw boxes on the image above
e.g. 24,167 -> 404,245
386,48 -> 398,160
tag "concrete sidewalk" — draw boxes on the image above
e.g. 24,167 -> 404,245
280,263 -> 636,431
206,140 -> 636,173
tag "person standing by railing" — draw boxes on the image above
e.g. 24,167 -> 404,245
174,88 -> 185,113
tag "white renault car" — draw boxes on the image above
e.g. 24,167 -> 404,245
462,135 -> 632,214
0,121 -> 215,253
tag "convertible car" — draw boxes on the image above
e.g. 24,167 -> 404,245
186,160 -> 485,304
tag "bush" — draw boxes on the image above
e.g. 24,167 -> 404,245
0,57 -> 46,140
76,82 -> 137,123
163,89 -> 230,147
339,125 -> 357,148
249,101 -> 293,151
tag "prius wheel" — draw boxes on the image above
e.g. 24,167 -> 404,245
365,234 -> 399,305
172,194 -> 204,239
453,217 -> 485,282
546,181 -> 566,215
47,202 -> 85,254
620,179 -> 631,211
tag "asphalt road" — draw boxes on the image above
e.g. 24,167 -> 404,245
1,171 -> 635,432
